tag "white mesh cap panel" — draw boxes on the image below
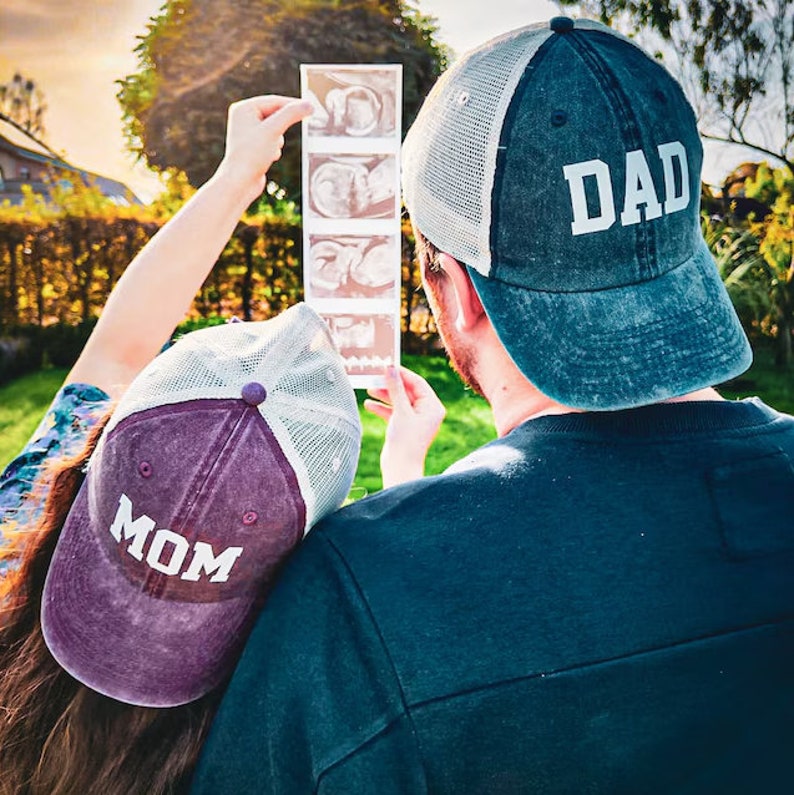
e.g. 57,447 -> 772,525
100,304 -> 361,532
402,22 -> 553,275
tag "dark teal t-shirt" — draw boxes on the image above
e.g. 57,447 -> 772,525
192,398 -> 794,794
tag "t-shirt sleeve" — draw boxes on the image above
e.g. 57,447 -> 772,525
190,530 -> 426,794
0,383 -> 111,572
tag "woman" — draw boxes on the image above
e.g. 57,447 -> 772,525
0,96 -> 444,795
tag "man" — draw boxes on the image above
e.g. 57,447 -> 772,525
191,18 -> 794,793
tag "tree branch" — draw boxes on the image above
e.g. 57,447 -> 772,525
700,130 -> 794,176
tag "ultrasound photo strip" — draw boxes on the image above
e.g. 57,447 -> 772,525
301,64 -> 402,389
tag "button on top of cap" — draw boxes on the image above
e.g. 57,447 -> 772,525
550,16 -> 575,33
241,381 -> 267,406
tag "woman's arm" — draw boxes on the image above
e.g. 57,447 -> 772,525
66,95 -> 312,398
1,96 -> 311,564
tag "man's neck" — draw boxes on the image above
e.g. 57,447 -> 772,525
488,382 -> 725,438
665,386 -> 725,404
460,312 -> 726,438
486,377 -> 575,437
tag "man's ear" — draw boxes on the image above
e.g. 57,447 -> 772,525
437,252 -> 486,332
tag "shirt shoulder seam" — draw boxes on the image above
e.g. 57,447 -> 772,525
312,533 -> 429,792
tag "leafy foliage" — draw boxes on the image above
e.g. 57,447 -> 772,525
703,216 -> 771,326
0,72 -> 47,139
0,176 -> 439,381
699,161 -> 794,366
117,0 -> 448,197
744,164 -> 794,365
0,176 -> 160,332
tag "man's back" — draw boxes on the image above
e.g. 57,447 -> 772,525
192,398 -> 794,793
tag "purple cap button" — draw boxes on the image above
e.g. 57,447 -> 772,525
241,381 -> 267,405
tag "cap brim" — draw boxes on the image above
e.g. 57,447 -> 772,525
469,240 -> 752,410
41,482 -> 259,708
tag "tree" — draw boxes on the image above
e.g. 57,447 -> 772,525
557,1 -> 794,175
117,0 -> 448,198
0,72 -> 47,139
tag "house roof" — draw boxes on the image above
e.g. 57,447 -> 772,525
0,116 -> 65,163
0,114 -> 142,205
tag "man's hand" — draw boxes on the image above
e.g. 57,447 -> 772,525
365,366 -> 446,488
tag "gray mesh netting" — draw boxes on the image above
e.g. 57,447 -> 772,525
402,23 -> 553,275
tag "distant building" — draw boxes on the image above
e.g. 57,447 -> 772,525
0,115 -> 141,206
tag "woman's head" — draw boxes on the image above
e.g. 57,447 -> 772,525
0,415 -> 221,795
41,303 -> 361,708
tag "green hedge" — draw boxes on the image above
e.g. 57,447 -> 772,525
0,320 -> 98,385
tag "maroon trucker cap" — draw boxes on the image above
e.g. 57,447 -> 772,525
41,306 -> 361,707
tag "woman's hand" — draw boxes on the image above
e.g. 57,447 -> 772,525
216,95 -> 313,205
364,366 -> 446,488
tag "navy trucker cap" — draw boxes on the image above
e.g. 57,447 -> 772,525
402,17 -> 752,410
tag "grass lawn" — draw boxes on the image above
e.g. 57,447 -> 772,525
1,345 -> 791,498
0,367 -> 70,467
0,356 -> 496,499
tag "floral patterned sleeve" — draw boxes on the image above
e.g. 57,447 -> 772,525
0,383 -> 111,575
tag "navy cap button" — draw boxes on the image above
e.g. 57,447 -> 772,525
551,109 -> 568,127
550,16 -> 575,34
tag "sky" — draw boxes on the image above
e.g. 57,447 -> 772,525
0,0 -> 751,202
0,0 -> 166,199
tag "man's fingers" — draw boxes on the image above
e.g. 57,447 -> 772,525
398,366 -> 442,405
366,386 -> 389,402
385,366 -> 412,412
370,367 -> 443,417
363,399 -> 393,421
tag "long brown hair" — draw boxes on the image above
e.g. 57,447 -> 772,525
0,416 -> 221,795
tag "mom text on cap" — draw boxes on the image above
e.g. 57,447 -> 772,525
109,493 -> 244,584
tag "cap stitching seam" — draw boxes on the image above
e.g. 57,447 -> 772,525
490,33 -> 559,282
570,31 -> 659,279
